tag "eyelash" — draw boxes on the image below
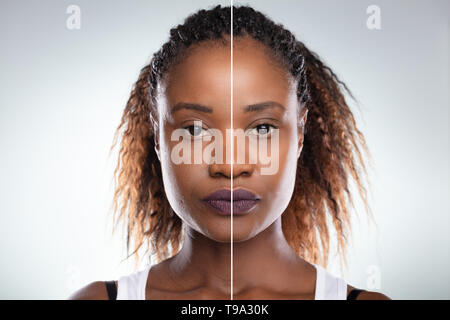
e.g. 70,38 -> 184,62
247,123 -> 277,137
182,123 -> 278,137
183,124 -> 208,137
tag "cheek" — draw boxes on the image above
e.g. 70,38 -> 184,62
261,126 -> 299,216
159,133 -> 206,220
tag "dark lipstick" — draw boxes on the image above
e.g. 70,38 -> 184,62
202,188 -> 260,215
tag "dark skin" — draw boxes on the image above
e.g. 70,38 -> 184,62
69,37 -> 390,300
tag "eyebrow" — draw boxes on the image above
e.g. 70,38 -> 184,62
243,101 -> 286,113
170,102 -> 213,115
170,101 -> 286,114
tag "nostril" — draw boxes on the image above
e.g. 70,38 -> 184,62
239,172 -> 250,178
212,172 -> 229,179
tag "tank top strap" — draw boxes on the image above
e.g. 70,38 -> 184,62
116,264 -> 152,300
313,263 -> 347,300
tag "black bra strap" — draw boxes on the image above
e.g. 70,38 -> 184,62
105,280 -> 117,300
347,288 -> 365,300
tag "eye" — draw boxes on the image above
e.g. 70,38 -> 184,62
183,124 -> 208,137
247,123 -> 277,137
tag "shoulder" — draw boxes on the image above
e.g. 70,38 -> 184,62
346,284 -> 391,300
356,290 -> 391,300
67,280 -> 117,300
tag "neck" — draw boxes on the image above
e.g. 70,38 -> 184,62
167,217 -> 306,295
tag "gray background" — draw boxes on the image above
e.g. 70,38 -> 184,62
0,0 -> 448,299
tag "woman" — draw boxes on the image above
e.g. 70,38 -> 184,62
69,4 -> 390,300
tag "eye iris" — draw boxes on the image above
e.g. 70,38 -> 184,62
188,125 -> 202,136
257,124 -> 270,135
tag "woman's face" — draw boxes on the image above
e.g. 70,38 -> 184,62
155,37 -> 308,242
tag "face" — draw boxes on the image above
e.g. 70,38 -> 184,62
155,37 -> 308,242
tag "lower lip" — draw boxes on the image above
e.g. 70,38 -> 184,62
202,199 -> 259,215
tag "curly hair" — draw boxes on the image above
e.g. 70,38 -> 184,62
109,4 -> 374,271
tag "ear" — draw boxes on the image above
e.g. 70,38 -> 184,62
297,107 -> 308,159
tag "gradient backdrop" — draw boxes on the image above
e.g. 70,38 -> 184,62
0,0 -> 448,299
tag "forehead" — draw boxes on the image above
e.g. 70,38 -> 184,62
158,37 -> 295,115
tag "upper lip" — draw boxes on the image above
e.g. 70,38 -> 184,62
202,188 -> 260,201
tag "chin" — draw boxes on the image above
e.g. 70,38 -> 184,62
210,223 -> 261,243
230,224 -> 261,242
196,223 -> 254,243
202,230 -> 233,243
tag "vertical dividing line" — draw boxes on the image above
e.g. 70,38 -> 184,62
230,0 -> 234,301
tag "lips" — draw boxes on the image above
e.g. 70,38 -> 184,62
202,188 -> 260,215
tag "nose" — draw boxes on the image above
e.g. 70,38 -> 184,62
207,129 -> 255,179
208,161 -> 254,179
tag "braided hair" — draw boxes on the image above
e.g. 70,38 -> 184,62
109,4 -> 373,270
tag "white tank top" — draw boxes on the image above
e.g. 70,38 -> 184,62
116,263 -> 347,300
